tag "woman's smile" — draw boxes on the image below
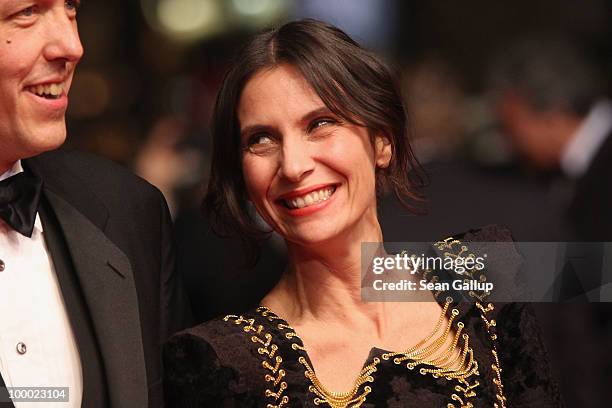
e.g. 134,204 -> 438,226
276,184 -> 338,216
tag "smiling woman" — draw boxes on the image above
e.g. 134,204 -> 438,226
163,19 -> 562,407
204,19 -> 423,259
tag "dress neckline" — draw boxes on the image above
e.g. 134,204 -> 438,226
256,299 -> 458,356
254,299 -> 476,403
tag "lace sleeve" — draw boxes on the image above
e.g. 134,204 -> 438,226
163,333 -> 237,407
496,303 -> 564,407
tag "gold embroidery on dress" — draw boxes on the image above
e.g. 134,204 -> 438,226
224,314 -> 289,408
436,237 -> 506,407
382,299 -> 480,408
475,302 -> 507,408
258,301 -> 480,408
260,307 -> 375,407
433,237 -> 492,301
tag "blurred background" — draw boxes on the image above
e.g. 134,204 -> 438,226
67,1 -> 611,405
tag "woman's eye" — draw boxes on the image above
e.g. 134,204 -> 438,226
310,118 -> 336,132
246,134 -> 277,154
249,134 -> 273,145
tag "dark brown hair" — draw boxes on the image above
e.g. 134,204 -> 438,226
204,19 -> 424,257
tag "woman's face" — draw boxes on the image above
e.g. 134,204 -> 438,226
238,63 -> 391,247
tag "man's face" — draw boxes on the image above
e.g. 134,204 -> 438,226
497,92 -> 566,169
0,0 -> 83,168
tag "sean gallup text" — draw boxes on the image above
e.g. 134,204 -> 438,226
372,279 -> 494,293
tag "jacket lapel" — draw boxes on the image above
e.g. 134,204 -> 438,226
24,154 -> 148,407
43,189 -> 148,407
0,372 -> 15,408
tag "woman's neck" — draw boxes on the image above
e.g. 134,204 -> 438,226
262,215 -> 394,328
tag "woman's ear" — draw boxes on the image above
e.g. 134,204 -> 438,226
375,133 -> 393,169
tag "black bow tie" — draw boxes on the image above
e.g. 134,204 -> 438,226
0,171 -> 43,237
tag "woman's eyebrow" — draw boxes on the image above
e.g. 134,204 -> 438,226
300,107 -> 334,124
240,124 -> 274,139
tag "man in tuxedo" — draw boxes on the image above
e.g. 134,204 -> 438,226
0,1 -> 191,407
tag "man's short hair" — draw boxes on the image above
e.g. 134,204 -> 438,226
488,37 -> 605,116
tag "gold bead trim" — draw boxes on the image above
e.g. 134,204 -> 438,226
224,314 -> 289,408
259,307 -> 374,408
475,302 -> 507,408
258,302 -> 480,408
433,237 -> 492,302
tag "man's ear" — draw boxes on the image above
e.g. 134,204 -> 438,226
374,133 -> 392,169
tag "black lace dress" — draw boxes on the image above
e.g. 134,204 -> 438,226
163,227 -> 563,407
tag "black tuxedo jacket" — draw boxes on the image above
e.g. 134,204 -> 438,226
1,149 -> 192,407
569,129 -> 612,241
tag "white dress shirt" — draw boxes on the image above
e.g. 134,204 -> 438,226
0,161 -> 83,408
560,99 -> 612,179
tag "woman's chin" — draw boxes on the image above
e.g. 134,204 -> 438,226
285,229 -> 342,249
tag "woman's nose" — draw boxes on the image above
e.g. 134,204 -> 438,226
278,137 -> 315,182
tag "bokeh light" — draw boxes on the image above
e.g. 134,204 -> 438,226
68,69 -> 111,118
229,0 -> 288,28
141,0 -> 225,43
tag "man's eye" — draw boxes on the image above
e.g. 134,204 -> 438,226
17,6 -> 35,17
65,0 -> 80,11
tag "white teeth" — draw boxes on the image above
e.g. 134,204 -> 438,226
50,83 -> 61,95
285,186 -> 336,209
28,82 -> 65,97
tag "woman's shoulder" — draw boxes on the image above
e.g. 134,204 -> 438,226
168,314 -> 237,343
451,224 -> 514,241
163,315 -> 238,377
163,309 -> 278,406
164,307 -> 290,368
165,309 -> 263,358
429,224 -> 524,304
440,226 -> 561,405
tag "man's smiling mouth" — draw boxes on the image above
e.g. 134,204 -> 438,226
25,82 -> 65,100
